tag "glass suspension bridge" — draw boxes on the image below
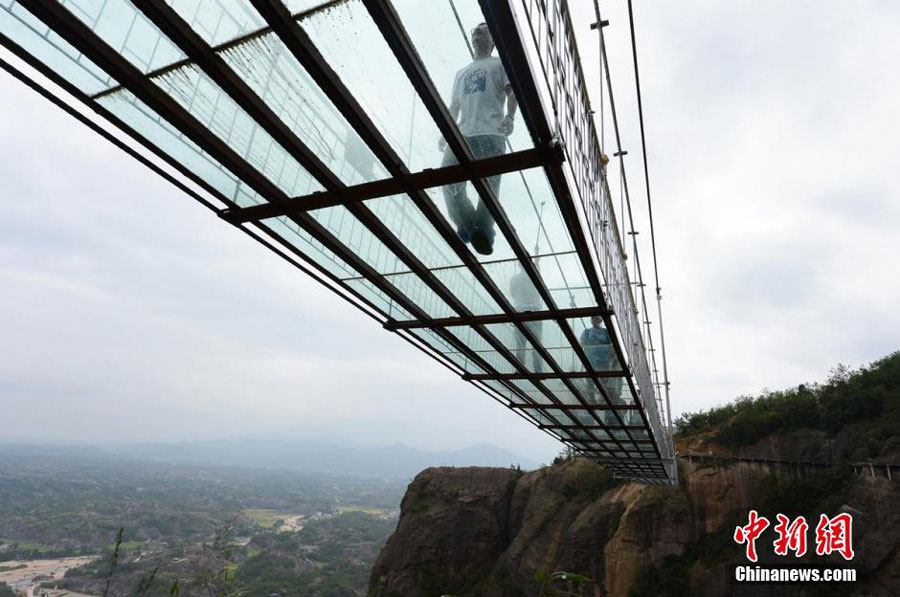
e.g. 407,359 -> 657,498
0,0 -> 676,484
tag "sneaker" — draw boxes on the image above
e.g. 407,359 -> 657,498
457,226 -> 471,244
470,225 -> 495,255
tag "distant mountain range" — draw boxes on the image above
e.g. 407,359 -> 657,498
0,439 -> 537,478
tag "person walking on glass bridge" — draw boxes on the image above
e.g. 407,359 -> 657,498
579,316 -> 622,404
439,22 -> 518,255
510,265 -> 543,372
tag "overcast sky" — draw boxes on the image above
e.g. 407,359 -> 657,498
1,1 -> 898,464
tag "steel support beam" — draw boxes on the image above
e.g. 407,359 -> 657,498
221,148 -> 545,222
512,403 -> 637,412
384,305 -> 606,330
466,370 -> 625,381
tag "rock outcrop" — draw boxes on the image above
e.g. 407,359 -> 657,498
370,458 -> 898,596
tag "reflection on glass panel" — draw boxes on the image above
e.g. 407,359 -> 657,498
410,328 -> 509,375
446,326 -> 515,374
481,380 -> 512,401
60,0 -> 184,72
309,205 -> 404,275
364,196 -> 501,316
547,410 -> 576,427
306,204 -> 457,319
153,63 -> 322,197
43,0 -> 323,198
610,429 -> 632,442
282,0 -> 334,14
408,328 -> 483,374
523,408 -> 573,428
297,0 -> 443,172
383,272 -> 457,319
431,266 -> 502,316
495,167 -> 574,254
425,164 -> 578,277
582,441 -> 612,451
2,0 -> 113,93
591,409 -> 633,428
516,319 -> 572,373
520,408 -> 548,427
483,379 -> 536,404
576,377 -> 634,408
483,323 -> 548,374
536,378 -> 581,406
537,252 -> 594,310
365,195 -> 458,270
391,0 -> 533,153
165,0 -> 265,46
431,250 -> 548,314
218,32 -> 387,185
510,380 -> 553,406
258,216 -> 416,321
266,215 -> 354,279
494,259 -> 546,311
603,378 -> 634,406
342,277 -> 414,320
565,427 -> 594,441
420,176 -> 587,317
98,90 -> 266,206
589,429 -> 611,441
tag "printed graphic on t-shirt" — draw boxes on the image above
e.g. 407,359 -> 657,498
463,68 -> 487,94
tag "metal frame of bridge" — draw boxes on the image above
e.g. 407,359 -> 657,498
0,0 -> 675,483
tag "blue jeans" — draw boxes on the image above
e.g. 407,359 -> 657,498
440,135 -> 506,234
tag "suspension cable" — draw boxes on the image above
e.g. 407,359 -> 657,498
592,1 -> 669,435
625,0 -> 672,434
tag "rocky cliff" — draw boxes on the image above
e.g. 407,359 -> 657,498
370,354 -> 899,596
369,455 -> 898,596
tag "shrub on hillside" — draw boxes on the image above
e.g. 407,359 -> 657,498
675,352 -> 900,450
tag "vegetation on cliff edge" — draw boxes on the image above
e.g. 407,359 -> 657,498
675,351 -> 899,454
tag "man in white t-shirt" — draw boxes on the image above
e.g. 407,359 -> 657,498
439,22 -> 518,255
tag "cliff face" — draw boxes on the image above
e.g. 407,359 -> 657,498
369,456 -> 898,596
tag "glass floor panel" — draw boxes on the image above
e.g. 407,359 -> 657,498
296,0 -> 444,173
166,0 -> 267,47
217,30 -> 387,186
408,329 -> 486,375
2,0 -> 114,94
61,0 -> 185,73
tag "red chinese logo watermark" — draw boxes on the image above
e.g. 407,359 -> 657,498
773,514 -> 808,557
815,513 -> 854,560
734,509 -> 770,562
734,511 -> 854,562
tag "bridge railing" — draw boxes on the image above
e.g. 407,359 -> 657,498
510,0 -> 672,471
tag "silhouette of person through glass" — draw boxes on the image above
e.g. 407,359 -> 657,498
509,265 -> 543,373
439,22 -> 517,255
579,316 -> 622,405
